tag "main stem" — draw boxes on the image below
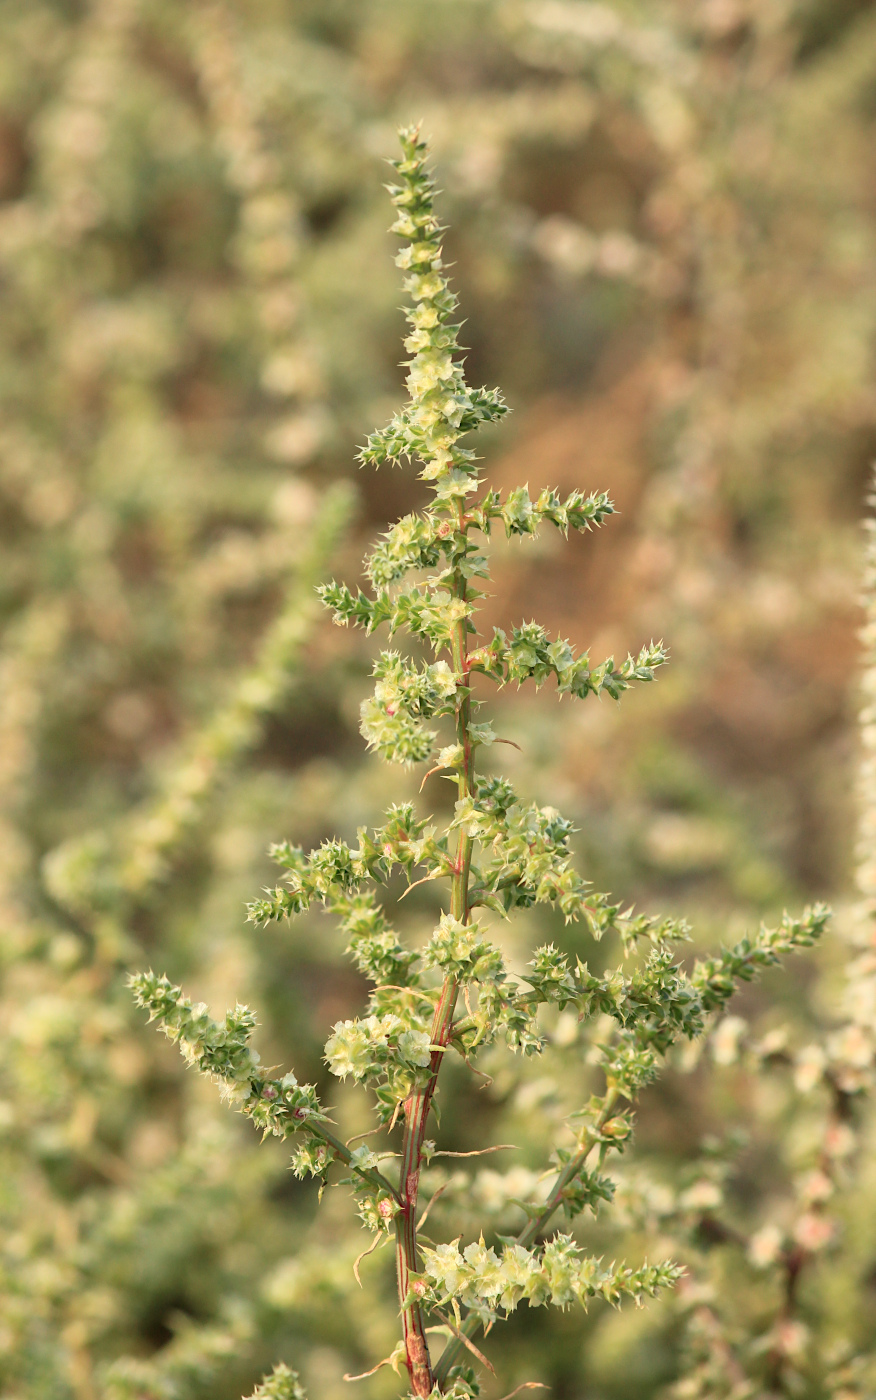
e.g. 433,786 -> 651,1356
396,516 -> 474,1397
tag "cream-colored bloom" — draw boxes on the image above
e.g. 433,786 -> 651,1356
793,1043 -> 827,1092
680,1180 -> 722,1212
793,1212 -> 834,1252
748,1223 -> 784,1268
712,1014 -> 747,1065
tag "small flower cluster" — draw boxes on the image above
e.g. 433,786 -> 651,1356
473,485 -> 616,537
319,577 -> 473,655
422,913 -> 504,983
362,486 -> 615,594
326,1014 -> 432,1086
332,889 -> 420,985
245,1364 -> 308,1400
360,652 -> 458,765
416,1234 -> 682,1322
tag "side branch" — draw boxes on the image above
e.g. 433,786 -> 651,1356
431,1089 -> 621,1386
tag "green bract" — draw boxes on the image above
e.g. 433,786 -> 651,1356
131,127 -> 828,1400
245,1366 -> 308,1400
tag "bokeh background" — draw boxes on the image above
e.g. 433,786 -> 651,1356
2,2 -> 876,1397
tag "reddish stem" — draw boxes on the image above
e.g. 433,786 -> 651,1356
395,508 -> 474,1396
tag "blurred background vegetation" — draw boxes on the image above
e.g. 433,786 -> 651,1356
2,1 -> 876,1397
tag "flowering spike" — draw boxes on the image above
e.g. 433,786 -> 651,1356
245,1365 -> 308,1400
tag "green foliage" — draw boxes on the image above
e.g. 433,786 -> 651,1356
416,1235 -> 682,1318
244,1364 -> 308,1400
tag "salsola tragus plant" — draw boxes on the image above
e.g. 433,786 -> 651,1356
130,127 -> 827,1400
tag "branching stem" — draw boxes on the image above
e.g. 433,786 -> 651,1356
312,1122 -> 403,1204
